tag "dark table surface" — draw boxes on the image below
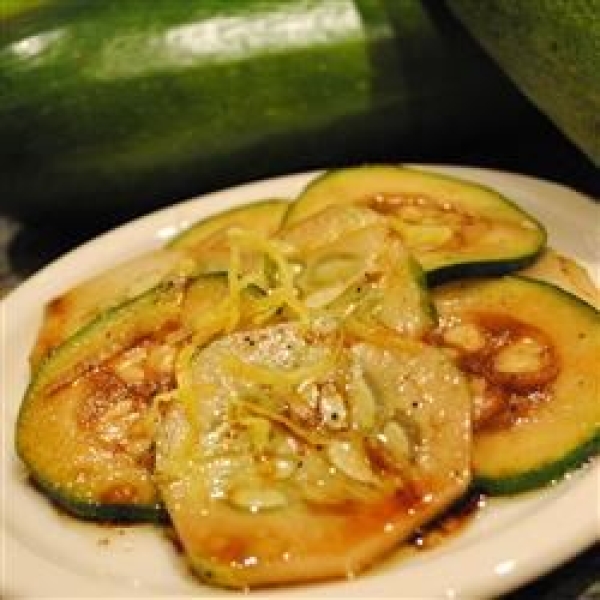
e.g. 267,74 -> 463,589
1,109 -> 598,598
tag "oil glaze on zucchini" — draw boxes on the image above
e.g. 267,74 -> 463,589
285,165 -> 546,283
281,208 -> 436,337
31,200 -> 289,370
155,322 -> 471,588
433,276 -> 600,494
17,275 -> 262,521
17,282 -> 183,521
12,166 -> 599,589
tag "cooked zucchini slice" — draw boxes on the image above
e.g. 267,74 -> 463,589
432,276 -> 600,494
155,321 -> 471,588
280,203 -> 385,253
16,274 -> 262,521
30,249 -> 194,370
284,166 -> 546,284
520,249 -> 600,310
283,214 -> 436,337
168,199 -> 288,261
17,281 -> 184,521
31,200 -> 288,371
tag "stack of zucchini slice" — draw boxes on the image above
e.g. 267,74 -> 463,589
15,166 -> 599,589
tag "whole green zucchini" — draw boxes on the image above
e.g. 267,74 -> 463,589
447,0 -> 600,166
0,0 -> 529,222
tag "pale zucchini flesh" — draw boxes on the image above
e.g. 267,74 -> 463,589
281,205 -> 436,337
433,275 -> 600,494
284,166 -> 546,283
156,321 -> 471,588
16,275 -> 263,521
31,200 -> 288,371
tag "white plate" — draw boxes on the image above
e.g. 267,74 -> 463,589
2,166 -> 598,599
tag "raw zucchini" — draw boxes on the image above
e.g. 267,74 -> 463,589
0,0 -> 531,222
284,166 -> 546,284
16,274 -> 262,521
155,321 -> 471,588
448,0 -> 600,165
432,276 -> 600,494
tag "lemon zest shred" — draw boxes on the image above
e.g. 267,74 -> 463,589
235,397 -> 329,447
174,343 -> 201,431
342,317 -> 417,353
165,345 -> 225,470
227,228 -> 309,322
221,345 -> 338,390
225,240 -> 243,332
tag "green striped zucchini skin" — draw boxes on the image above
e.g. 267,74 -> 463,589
0,0 -> 530,223
447,0 -> 600,166
284,165 -> 546,285
474,433 -> 600,496
28,477 -> 169,524
433,276 -> 600,495
15,282 -> 183,522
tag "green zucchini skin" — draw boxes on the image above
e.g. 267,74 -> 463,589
16,282 -> 183,522
474,433 -> 600,496
0,0 -> 530,223
28,477 -> 169,524
447,0 -> 600,166
433,276 -> 600,495
285,165 -> 546,284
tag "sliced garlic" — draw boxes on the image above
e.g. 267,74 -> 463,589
304,285 -> 350,309
380,420 -> 412,464
273,456 -> 299,480
308,254 -> 363,286
148,343 -> 177,375
229,485 -> 288,512
397,205 -> 427,221
301,254 -> 364,308
443,323 -> 486,352
347,364 -> 377,431
114,345 -> 148,384
494,337 -> 546,374
326,439 -> 378,484
391,219 -> 453,250
319,383 -> 347,430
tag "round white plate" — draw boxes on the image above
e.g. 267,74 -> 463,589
2,166 -> 598,599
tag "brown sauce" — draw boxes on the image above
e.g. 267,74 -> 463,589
430,312 -> 560,433
408,491 -> 486,552
365,192 -> 457,216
